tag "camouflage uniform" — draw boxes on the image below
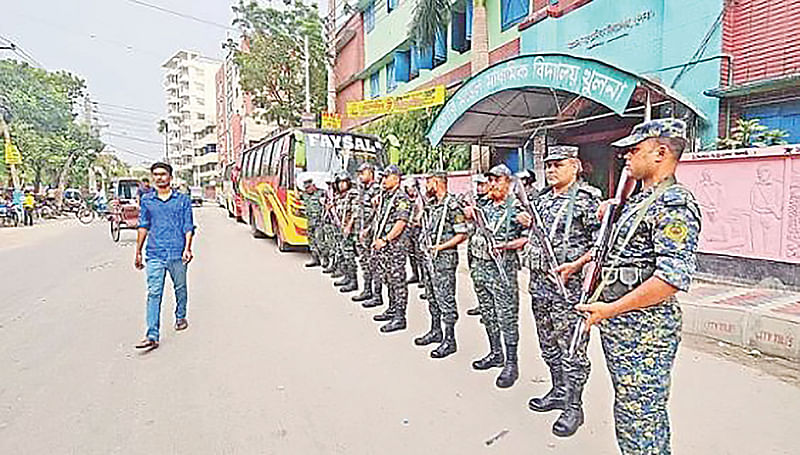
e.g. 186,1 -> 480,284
373,185 -> 411,330
336,185 -> 360,287
525,177 -> 602,435
469,191 -> 526,386
302,188 -> 326,260
598,118 -> 702,454
353,180 -> 383,304
421,194 -> 467,326
319,190 -> 337,269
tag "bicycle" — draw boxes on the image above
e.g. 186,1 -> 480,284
76,198 -> 108,225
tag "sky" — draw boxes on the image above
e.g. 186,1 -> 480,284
2,0 -> 328,166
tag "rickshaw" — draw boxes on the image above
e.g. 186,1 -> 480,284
109,178 -> 141,242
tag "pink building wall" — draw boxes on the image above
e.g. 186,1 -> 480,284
677,145 -> 800,263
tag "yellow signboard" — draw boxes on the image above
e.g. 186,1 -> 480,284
321,112 -> 342,130
4,140 -> 21,165
347,85 -> 446,118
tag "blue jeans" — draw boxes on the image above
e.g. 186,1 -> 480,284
145,258 -> 188,341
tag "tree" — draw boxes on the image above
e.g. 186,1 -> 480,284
231,0 -> 327,128
0,59 -> 104,192
360,108 -> 470,174
410,0 -> 489,74
717,118 -> 789,149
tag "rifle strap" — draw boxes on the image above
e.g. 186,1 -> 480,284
589,176 -> 675,303
434,195 -> 450,249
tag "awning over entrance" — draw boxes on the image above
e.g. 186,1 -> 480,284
427,53 -> 708,148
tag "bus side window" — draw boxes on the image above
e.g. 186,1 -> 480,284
242,152 -> 250,178
254,145 -> 265,177
279,154 -> 290,188
262,141 -> 275,176
270,137 -> 283,176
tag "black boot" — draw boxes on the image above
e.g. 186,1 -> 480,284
419,293 -> 428,300
322,258 -> 335,274
466,306 -> 481,316
472,329 -> 504,370
305,254 -> 321,268
407,257 -> 419,284
528,366 -> 567,413
363,281 -> 383,308
351,288 -> 373,302
373,307 -> 394,321
431,323 -> 457,359
340,276 -> 358,293
380,314 -> 407,333
552,383 -> 585,437
414,318 -> 442,346
333,276 -> 350,286
331,268 -> 344,279
495,343 -> 519,389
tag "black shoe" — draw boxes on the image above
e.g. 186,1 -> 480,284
528,388 -> 567,413
340,282 -> 358,293
362,298 -> 383,308
331,270 -> 344,279
552,406 -> 584,437
495,362 -> 519,388
351,290 -> 373,302
413,327 -> 443,346
430,324 -> 457,359
373,310 -> 394,322
528,369 -> 566,412
305,257 -> 321,268
406,274 -> 419,284
419,293 -> 427,300
333,277 -> 349,287
380,317 -> 407,333
471,352 -> 504,370
416,282 -> 425,289
322,264 -> 335,274
466,307 -> 481,316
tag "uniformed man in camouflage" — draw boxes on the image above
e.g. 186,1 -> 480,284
413,171 -> 468,358
517,146 -> 602,437
371,164 -> 411,333
465,173 -> 491,317
560,119 -> 701,454
301,177 -> 326,268
466,164 -> 527,388
352,163 -> 383,306
404,180 -> 423,286
333,172 -> 359,293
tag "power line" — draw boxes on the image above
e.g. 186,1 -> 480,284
104,142 -> 160,161
91,100 -> 162,116
0,34 -> 44,68
123,0 -> 236,31
104,131 -> 165,145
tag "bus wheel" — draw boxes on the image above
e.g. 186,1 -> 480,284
272,216 -> 289,252
249,211 -> 266,238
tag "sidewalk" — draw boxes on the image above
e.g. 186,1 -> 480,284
680,280 -> 800,361
453,257 -> 800,362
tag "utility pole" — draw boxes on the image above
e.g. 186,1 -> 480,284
326,0 -> 337,114
1,104 -> 20,189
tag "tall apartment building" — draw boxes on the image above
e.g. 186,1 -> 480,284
216,38 -> 272,170
162,50 -> 221,186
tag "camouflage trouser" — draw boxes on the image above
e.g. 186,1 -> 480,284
341,234 -> 357,280
319,223 -> 335,261
470,258 -> 520,345
307,223 -> 321,257
376,241 -> 407,317
422,252 -> 459,325
529,273 -> 590,389
599,298 -> 682,455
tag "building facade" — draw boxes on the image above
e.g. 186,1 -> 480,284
215,39 -> 273,173
162,50 -> 221,186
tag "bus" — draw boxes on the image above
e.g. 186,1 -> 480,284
238,128 -> 386,251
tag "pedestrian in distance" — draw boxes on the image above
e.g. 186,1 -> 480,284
22,190 -> 35,226
557,119 -> 702,454
137,177 -> 154,204
134,162 -> 195,352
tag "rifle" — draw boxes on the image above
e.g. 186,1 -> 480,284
324,184 -> 342,229
465,184 -> 508,284
413,180 -> 437,284
513,179 -> 570,301
567,169 -> 636,358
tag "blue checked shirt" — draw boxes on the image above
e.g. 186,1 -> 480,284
138,191 -> 194,260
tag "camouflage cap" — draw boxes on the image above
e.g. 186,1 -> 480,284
384,164 -> 402,176
358,162 -> 374,172
612,118 -> 688,148
335,171 -> 351,181
472,173 -> 489,184
487,164 -> 512,178
544,145 -> 579,162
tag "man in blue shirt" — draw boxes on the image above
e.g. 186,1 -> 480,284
134,162 -> 194,351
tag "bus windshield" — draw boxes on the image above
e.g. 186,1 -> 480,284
302,131 -> 384,176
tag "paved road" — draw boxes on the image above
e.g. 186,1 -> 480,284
1,207 -> 799,454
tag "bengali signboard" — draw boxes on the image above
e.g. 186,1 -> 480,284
347,85 -> 446,118
321,112 -> 342,130
426,54 -> 638,146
